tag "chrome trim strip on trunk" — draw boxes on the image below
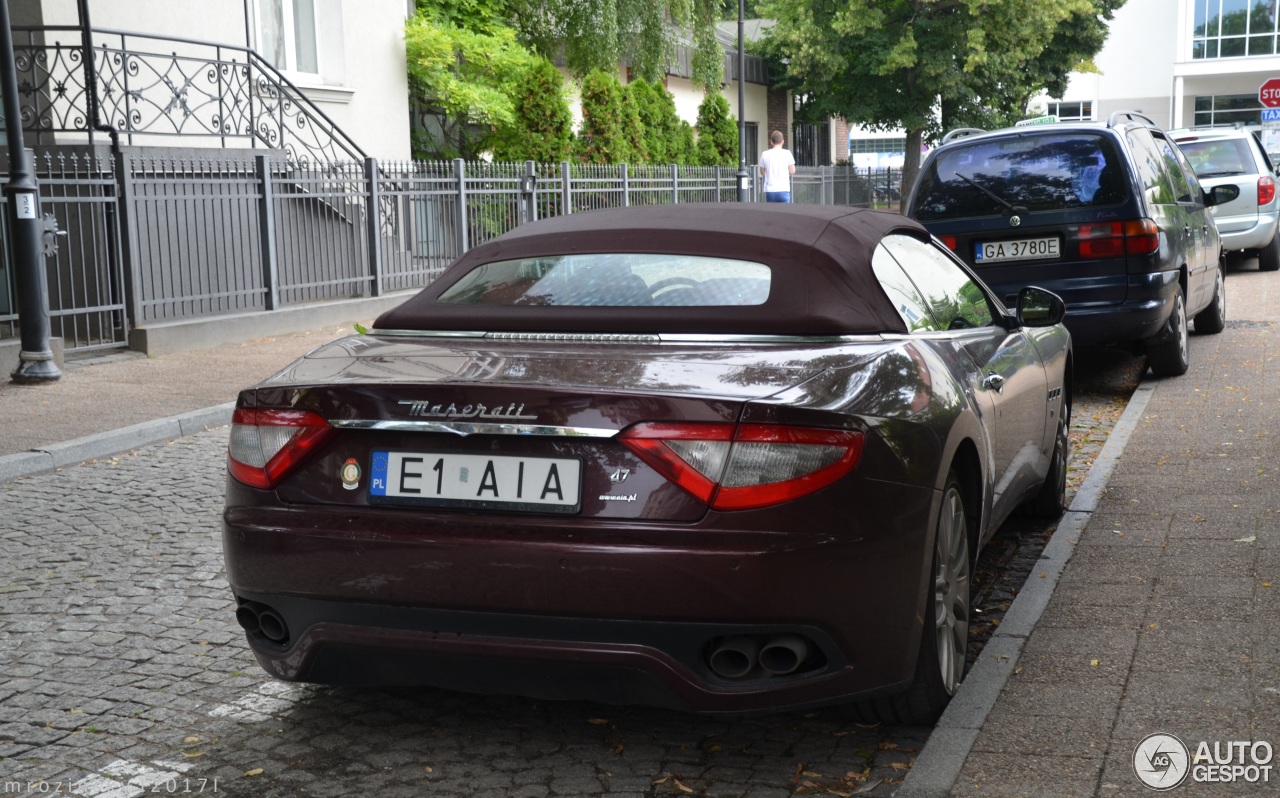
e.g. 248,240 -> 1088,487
370,329 -> 885,345
328,420 -> 619,438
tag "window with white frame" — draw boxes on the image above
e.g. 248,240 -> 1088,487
1046,101 -> 1093,121
1194,93 -> 1262,127
1193,0 -> 1278,58
253,0 -> 320,76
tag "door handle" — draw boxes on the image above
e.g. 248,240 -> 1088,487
982,372 -> 1005,394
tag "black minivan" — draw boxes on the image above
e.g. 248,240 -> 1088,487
907,111 -> 1239,377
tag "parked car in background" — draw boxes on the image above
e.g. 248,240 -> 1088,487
223,203 -> 1072,724
907,111 -> 1239,377
1171,128 -> 1280,271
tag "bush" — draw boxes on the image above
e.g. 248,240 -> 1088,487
576,70 -> 631,164
491,58 -> 574,163
695,93 -> 738,166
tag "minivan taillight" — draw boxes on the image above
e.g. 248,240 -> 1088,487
1077,219 -> 1159,258
227,408 -> 334,489
1260,175 -> 1276,206
619,422 -> 864,510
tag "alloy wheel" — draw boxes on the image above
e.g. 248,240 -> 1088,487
934,486 -> 970,695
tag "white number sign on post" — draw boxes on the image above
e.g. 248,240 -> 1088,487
15,193 -> 36,220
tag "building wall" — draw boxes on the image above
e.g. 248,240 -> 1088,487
26,0 -> 411,159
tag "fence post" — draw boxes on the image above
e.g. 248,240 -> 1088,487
621,163 -> 629,208
112,150 -> 143,332
364,157 -> 383,297
524,160 -> 538,223
825,166 -> 834,206
255,154 -> 278,311
670,164 -> 679,204
454,158 -> 469,254
561,161 -> 572,215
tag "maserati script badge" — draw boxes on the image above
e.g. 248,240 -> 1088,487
398,399 -> 538,420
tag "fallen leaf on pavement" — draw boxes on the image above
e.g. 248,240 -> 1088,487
244,768 -> 263,777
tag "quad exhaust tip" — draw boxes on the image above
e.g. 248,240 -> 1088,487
707,633 -> 819,680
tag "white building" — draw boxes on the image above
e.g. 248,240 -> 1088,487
11,0 -> 412,160
1041,0 -> 1280,151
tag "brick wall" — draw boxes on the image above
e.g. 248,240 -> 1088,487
767,88 -> 789,145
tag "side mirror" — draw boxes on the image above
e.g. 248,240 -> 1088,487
1016,286 -> 1066,327
1204,184 -> 1240,207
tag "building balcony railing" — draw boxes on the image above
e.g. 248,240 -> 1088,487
6,26 -> 366,165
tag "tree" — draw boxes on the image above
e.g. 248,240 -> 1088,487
577,70 -> 633,164
758,0 -> 1125,203
695,93 -> 739,167
490,58 -> 575,163
505,0 -> 726,91
405,11 -> 536,159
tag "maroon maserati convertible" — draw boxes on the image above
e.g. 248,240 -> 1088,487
223,203 -> 1071,723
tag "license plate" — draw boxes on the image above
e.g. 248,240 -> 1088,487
369,451 -> 582,513
974,237 -> 1060,263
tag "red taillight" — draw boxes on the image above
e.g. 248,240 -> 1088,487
619,422 -> 864,511
1260,175 -> 1276,206
1076,219 -> 1159,258
227,407 -> 335,489
938,235 -> 957,251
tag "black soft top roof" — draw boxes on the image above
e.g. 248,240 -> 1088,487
374,203 -> 929,336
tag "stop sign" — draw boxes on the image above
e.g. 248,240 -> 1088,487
1262,78 -> 1280,108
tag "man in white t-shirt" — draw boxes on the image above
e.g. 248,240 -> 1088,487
758,130 -> 796,203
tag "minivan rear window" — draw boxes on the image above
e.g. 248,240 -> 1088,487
913,133 -> 1127,221
1176,138 -> 1256,178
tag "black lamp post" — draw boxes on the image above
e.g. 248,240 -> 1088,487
735,0 -> 749,202
1,0 -> 60,383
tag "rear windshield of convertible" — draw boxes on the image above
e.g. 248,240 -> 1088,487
913,132 -> 1127,220
436,254 -> 772,307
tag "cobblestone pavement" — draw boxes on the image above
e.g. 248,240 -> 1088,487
0,352 -> 1142,798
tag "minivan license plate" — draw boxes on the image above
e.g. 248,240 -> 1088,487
370,451 -> 582,513
974,237 -> 1059,264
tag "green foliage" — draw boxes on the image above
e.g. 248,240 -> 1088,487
506,0 -> 726,91
619,82 -> 649,163
405,11 -> 536,159
694,93 -> 739,167
758,0 -> 1125,195
577,70 -> 633,164
490,58 -> 574,163
675,120 -> 697,166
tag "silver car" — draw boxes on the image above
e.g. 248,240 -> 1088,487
1173,128 -> 1280,271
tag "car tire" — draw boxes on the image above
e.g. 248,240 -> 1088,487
1026,398 -> 1070,519
845,473 -> 970,726
1260,232 -> 1280,272
1194,262 -> 1227,335
1147,286 -> 1189,377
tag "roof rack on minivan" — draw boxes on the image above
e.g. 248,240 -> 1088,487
941,128 -> 986,144
1106,110 -> 1158,129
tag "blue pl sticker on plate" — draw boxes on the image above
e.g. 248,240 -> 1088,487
370,451 -> 390,496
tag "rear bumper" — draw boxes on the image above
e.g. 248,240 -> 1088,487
222,478 -> 936,713
1219,213 -> 1279,252
1055,270 -> 1179,346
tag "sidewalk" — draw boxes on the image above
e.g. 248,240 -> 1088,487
904,259 -> 1280,796
0,323 -> 357,477
2,266 -> 1279,796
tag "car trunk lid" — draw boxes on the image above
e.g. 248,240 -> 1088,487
242,334 -> 867,522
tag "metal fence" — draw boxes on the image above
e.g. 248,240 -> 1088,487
1,154 -> 902,353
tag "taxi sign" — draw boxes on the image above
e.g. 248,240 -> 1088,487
1014,115 -> 1058,127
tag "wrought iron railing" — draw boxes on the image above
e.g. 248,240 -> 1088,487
8,26 -> 366,165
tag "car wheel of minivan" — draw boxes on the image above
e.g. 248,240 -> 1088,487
1194,263 -> 1227,335
1148,286 -> 1189,377
1260,233 -> 1280,272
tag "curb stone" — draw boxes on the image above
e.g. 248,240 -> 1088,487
0,402 -> 234,483
894,377 -> 1158,798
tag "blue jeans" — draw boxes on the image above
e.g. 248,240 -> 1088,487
765,191 -> 791,203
